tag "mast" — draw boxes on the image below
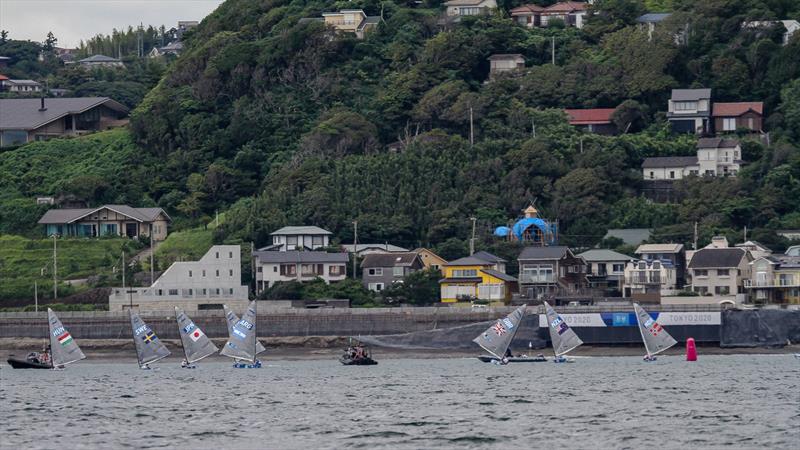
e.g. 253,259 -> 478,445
175,307 -> 189,363
252,300 -> 257,363
130,310 -> 141,367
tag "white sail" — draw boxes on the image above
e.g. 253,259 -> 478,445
48,309 -> 86,367
633,303 -> 677,357
224,304 -> 266,354
472,305 -> 526,359
544,302 -> 583,357
175,307 -> 219,364
220,300 -> 259,363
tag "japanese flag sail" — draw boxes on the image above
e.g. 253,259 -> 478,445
175,307 -> 218,363
48,309 -> 85,366
634,303 -> 677,357
472,305 -> 527,359
544,301 -> 583,357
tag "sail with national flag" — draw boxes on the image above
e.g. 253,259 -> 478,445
48,308 -> 86,367
129,311 -> 170,368
224,304 -> 266,355
473,305 -> 527,360
175,307 -> 218,366
634,303 -> 677,360
220,301 -> 260,364
544,301 -> 583,359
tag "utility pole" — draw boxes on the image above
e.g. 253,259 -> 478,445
743,226 -> 747,242
121,250 -> 126,294
34,282 -> 38,313
352,221 -> 358,279
251,242 -> 256,297
551,36 -> 555,65
52,234 -> 57,300
693,221 -> 698,250
531,117 -> 536,138
469,106 -> 474,147
149,227 -> 155,286
469,217 -> 477,256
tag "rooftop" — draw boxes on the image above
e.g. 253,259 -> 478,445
482,268 -> 517,282
444,0 -> 493,5
697,137 -> 740,149
671,88 -> 712,101
78,54 -> 121,63
577,249 -> 633,262
636,243 -> 684,254
361,252 -> 420,268
688,248 -> 748,269
712,102 -> 764,117
565,108 -> 615,125
341,243 -> 409,253
472,251 -> 506,264
270,226 -> 332,236
487,53 -> 525,61
253,250 -> 349,263
543,1 -> 589,13
445,255 -> 496,267
641,156 -> 698,168
0,97 -> 128,131
518,246 -> 569,260
510,4 -> 546,15
38,205 -> 169,224
637,13 -> 672,23
604,228 -> 651,246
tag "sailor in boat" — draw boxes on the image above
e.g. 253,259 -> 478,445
181,358 -> 190,368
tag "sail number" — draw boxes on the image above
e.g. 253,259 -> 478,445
52,326 -> 66,336
237,320 -> 254,330
134,325 -> 148,335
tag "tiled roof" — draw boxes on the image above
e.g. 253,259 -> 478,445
361,252 -> 420,268
671,89 -> 711,101
482,268 -> 517,282
487,53 -> 525,61
636,243 -> 684,254
472,251 -> 506,264
78,54 -> 121,63
688,248 -> 748,268
543,1 -> 588,13
518,246 -> 568,260
565,108 -> 615,125
697,137 -> 740,149
445,256 -> 495,266
444,0 -> 493,5
510,4 -> 546,15
270,226 -> 332,235
641,156 -> 698,168
0,97 -> 128,130
577,249 -> 633,262
342,243 -> 409,253
38,205 -> 169,224
712,102 -> 763,117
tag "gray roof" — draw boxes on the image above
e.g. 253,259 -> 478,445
342,243 -> 408,253
688,248 -> 748,269
642,156 -> 698,168
38,205 -> 170,224
637,13 -> 671,23
270,226 -> 332,236
697,137 -> 740,149
482,268 -> 517,282
160,41 -> 184,51
362,16 -> 381,24
444,0 -> 490,5
518,246 -> 569,260
578,249 -> 633,262
604,228 -> 651,246
361,252 -> 420,268
79,54 -> 121,63
8,79 -> 41,86
671,89 -> 712,101
298,17 -> 325,24
487,54 -> 525,61
472,251 -> 506,264
0,97 -> 128,130
253,250 -> 349,263
445,255 -> 496,266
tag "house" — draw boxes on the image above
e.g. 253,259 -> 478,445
577,249 -> 632,291
603,228 -> 651,246
735,240 -> 772,260
786,245 -> 800,257
642,156 -> 699,180
517,246 -> 588,301
777,230 -> 800,241
622,259 -> 678,299
77,55 -> 124,69
412,248 -> 448,271
341,243 -> 409,257
4,79 -> 43,94
633,243 -> 686,289
320,10 -> 380,39
268,226 -> 332,251
439,252 -> 516,303
49,88 -> 70,97
0,74 -> 8,91
253,250 -> 349,292
697,137 -> 742,177
746,253 -> 800,304
564,108 -> 617,135
688,247 -> 751,299
38,205 -> 171,241
667,88 -> 712,134
109,245 -> 248,312
743,20 -> 800,46
539,2 -> 589,28
510,4 -> 545,27
0,56 -> 9,69
361,252 -> 424,292
443,0 -> 497,18
487,54 -> 525,76
149,41 -> 184,58
636,13 -> 671,40
712,102 -> 763,133
0,97 -> 129,147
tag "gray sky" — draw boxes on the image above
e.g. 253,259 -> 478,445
0,0 -> 225,48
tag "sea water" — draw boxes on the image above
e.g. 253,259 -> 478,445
2,355 -> 798,449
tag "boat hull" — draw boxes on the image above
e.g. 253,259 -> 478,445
477,355 -> 547,363
340,357 -> 378,366
7,357 -> 52,369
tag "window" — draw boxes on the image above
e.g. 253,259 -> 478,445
612,264 -> 625,273
694,286 -> 708,295
393,267 -> 404,277
257,266 -> 262,273
201,289 -> 207,295
669,171 -> 675,179
695,269 -> 708,277
229,288 -> 234,295
157,289 -> 163,296
715,286 -> 730,295
649,171 -> 654,179
189,270 -> 192,277
229,269 -> 234,276
216,269 -> 220,277
367,268 -> 383,276
653,261 -> 661,270
722,118 -> 736,131
717,269 -> 730,277
674,101 -> 697,111
329,265 -> 345,276
273,266 -> 277,272
169,289 -> 178,295
202,270 -> 206,277
368,283 -> 384,292
216,252 -> 219,258
280,264 -> 297,276
287,236 -> 298,246
452,269 -> 477,278
520,265 -> 553,283
229,251 -> 233,258
312,236 -> 324,247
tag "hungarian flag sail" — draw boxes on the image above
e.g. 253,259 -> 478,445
472,305 -> 527,359
175,307 -> 218,364
129,311 -> 170,366
48,308 -> 85,367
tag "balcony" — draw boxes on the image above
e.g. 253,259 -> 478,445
519,274 -> 556,284
625,274 -> 662,285
744,279 -> 800,288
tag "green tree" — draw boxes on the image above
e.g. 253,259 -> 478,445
43,31 -> 57,51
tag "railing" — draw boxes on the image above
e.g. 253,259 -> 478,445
625,274 -> 662,284
518,274 -> 556,283
744,279 -> 800,288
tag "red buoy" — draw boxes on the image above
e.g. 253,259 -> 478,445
686,337 -> 697,361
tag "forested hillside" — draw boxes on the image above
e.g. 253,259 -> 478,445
5,0 -> 800,256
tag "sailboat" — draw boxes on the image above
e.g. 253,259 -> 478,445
224,304 -> 266,355
544,301 -> 583,363
473,305 -> 545,364
221,301 -> 262,368
7,308 -> 86,369
633,303 -> 677,362
175,307 -> 218,369
130,311 -> 171,370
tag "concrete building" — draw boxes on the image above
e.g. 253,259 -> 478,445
109,245 -> 248,312
253,250 -> 348,292
577,249 -> 632,291
361,252 -> 424,292
667,88 -> 712,134
688,247 -> 751,297
0,97 -> 129,147
38,205 -> 171,241
268,226 -> 332,251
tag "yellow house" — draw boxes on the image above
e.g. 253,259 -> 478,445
413,248 -> 448,271
439,254 -> 517,303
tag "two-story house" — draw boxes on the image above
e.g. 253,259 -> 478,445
688,247 -> 751,298
667,88 -> 712,134
439,252 -> 516,303
635,243 -> 686,287
622,259 -> 677,298
745,253 -> 800,304
361,252 -> 424,292
712,102 -> 763,134
413,248 -> 448,271
321,9 -> 380,39
268,226 -> 332,251
517,246 -> 588,300
253,250 -> 348,293
697,137 -> 742,177
577,249 -> 632,292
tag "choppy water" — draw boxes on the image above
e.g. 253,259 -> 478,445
2,355 -> 798,449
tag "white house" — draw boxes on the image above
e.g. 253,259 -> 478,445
77,55 -> 124,69
623,259 -> 679,297
696,137 -> 742,177
269,226 -> 332,251
253,250 -> 349,292
487,54 -> 526,75
642,156 -> 699,180
5,79 -> 43,94
743,20 -> 800,46
109,245 -> 249,312
443,0 -> 497,17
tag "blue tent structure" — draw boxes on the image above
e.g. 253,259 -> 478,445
494,217 -> 558,245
